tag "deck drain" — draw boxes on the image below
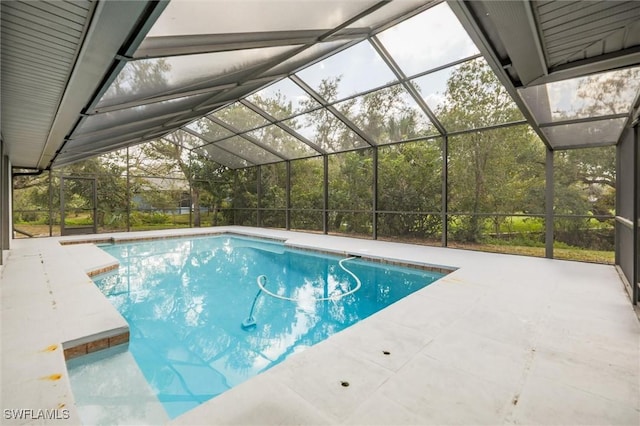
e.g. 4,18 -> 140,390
340,381 -> 350,387
382,350 -> 391,355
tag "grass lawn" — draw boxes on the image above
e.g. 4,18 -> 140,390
448,242 -> 614,264
13,222 -> 615,265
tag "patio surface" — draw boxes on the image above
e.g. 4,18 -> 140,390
1,226 -> 638,425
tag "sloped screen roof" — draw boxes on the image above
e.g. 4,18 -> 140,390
52,0 -> 640,168
57,0 -> 516,168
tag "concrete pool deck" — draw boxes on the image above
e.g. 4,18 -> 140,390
1,226 -> 638,425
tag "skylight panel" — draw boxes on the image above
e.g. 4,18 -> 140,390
347,0 -> 433,31
333,84 -> 436,144
211,103 -> 271,132
540,118 -> 627,149
295,40 -> 397,102
411,58 -> 523,132
75,93 -> 213,137
519,67 -> 640,123
264,40 -> 349,78
281,111 -> 370,153
376,2 -> 479,77
164,129 -> 208,150
216,136 -> 281,165
146,0 -> 380,37
246,78 -> 322,120
410,63 -> 461,117
194,143 -> 250,169
97,46 -> 296,109
185,117 -> 233,143
245,125 -> 318,159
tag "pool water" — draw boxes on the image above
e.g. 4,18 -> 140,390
69,235 -> 444,420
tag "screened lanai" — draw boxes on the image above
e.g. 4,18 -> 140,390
2,2 -> 640,425
2,0 -> 639,305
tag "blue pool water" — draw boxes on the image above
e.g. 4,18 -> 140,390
74,235 -> 444,419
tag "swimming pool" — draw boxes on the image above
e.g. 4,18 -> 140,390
68,235 -> 445,420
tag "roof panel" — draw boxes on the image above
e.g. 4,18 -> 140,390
347,0 -> 435,31
97,45 -> 298,109
73,92 -> 216,138
536,1 -> 640,67
541,117 -> 627,149
185,117 -> 234,144
296,40 -> 397,102
216,136 -> 281,165
519,67 -> 640,124
376,2 -> 479,77
146,0 -> 379,37
333,84 -> 435,145
1,34 -> 75,63
1,0 -> 91,169
211,103 -> 271,133
412,58 -> 524,132
2,4 -> 84,38
52,0 -> 91,16
536,1 -> 583,19
1,21 -> 79,53
246,77 -> 323,120
1,57 -> 69,81
21,0 -> 89,26
544,14 -> 639,47
245,124 -> 319,159
0,13 -> 83,44
263,40 -> 352,77
281,111 -> 369,153
2,86 -> 61,104
539,1 -> 637,34
195,143 -> 251,169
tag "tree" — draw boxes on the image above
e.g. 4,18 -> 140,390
141,132 -> 233,227
328,150 -> 373,234
438,59 -> 545,242
298,77 -> 363,152
377,140 -> 442,240
258,162 -> 287,228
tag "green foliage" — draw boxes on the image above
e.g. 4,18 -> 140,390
145,212 -> 170,225
377,140 -> 442,239
440,60 -> 547,242
10,56 -> 618,263
260,163 -> 287,209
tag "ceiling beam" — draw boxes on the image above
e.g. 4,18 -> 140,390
134,29 -> 370,59
527,46 -> 640,87
480,0 -> 547,86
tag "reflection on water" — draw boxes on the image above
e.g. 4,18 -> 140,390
91,236 -> 443,419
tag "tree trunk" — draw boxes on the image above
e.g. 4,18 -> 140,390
192,188 -> 201,227
212,202 -> 218,226
471,138 -> 484,242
